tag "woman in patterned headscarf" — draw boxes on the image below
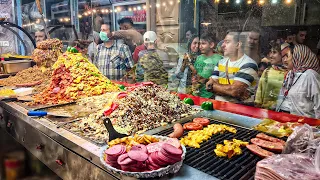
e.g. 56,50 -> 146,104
276,44 -> 320,118
255,41 -> 287,110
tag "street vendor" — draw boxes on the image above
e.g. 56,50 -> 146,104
93,24 -> 134,81
34,29 -> 47,43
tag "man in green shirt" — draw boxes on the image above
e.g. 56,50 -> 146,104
191,33 -> 223,98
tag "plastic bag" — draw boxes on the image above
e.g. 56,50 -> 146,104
255,153 -> 320,180
29,2 -> 42,20
283,124 -> 320,156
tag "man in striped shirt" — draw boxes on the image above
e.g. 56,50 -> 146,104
206,32 -> 258,104
94,24 -> 134,81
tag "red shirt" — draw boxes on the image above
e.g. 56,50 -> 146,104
133,44 -> 146,63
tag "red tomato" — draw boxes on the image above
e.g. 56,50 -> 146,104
193,118 -> 210,126
183,122 -> 203,131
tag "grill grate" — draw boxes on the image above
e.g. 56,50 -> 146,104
154,118 -> 264,180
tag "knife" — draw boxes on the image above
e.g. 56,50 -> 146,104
27,110 -> 72,118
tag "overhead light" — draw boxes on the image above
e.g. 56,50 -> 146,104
156,3 -> 160,8
78,15 -> 82,18
101,9 -> 105,13
271,0 -> 277,4
225,0 -> 229,3
110,10 -> 113,12
114,9 -> 118,12
162,2 -> 166,6
285,0 -> 292,4
214,0 -> 220,3
133,7 -> 137,11
59,18 -> 63,22
128,8 -> 132,11
201,22 -> 211,26
258,0 -> 265,5
169,1 -> 173,5
137,6 -> 141,10
247,0 -> 252,4
93,9 -> 96,13
105,9 -> 109,13
84,12 -> 88,16
236,0 -> 241,4
143,5 -> 146,9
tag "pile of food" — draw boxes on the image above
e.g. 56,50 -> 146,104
180,124 -> 237,148
253,118 -> 302,137
103,135 -> 183,172
214,139 -> 248,158
32,38 -> 63,68
31,52 -> 120,105
108,85 -> 200,134
0,67 -> 52,92
66,93 -> 120,144
246,133 -> 285,158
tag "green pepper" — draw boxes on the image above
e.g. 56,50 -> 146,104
183,98 -> 194,105
201,101 -> 214,110
70,47 -> 79,53
118,84 -> 126,90
67,46 -> 72,52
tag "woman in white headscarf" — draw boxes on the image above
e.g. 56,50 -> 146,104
277,44 -> 320,118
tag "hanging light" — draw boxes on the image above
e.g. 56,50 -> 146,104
88,11 -> 92,14
169,1 -> 173,5
214,0 -> 220,3
225,0 -> 229,3
137,6 -> 141,10
114,9 -> 118,13
258,0 -> 265,5
271,0 -> 278,4
156,3 -> 160,8
162,2 -> 166,6
110,10 -> 113,12
101,9 -> 105,13
143,5 -> 146,9
59,18 -> 63,22
236,0 -> 241,4
128,7 -> 132,11
247,0 -> 252,4
285,0 -> 292,4
93,9 -> 96,13
117,7 -> 121,12
78,14 -> 82,18
84,12 -> 88,16
133,7 -> 137,11
105,9 -> 109,13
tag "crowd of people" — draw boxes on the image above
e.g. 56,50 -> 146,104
33,18 -> 320,119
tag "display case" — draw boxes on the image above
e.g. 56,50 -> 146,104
112,0 -> 147,34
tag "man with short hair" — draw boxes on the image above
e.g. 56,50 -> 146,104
292,27 -> 307,45
107,17 -> 143,53
243,30 -> 261,63
206,32 -> 258,104
35,29 -> 47,43
94,24 -> 134,81
135,31 -> 168,86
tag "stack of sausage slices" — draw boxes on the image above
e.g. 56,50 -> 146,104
246,133 -> 286,158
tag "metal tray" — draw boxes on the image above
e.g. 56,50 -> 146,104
1,60 -> 32,74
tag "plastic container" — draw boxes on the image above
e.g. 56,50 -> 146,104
4,151 -> 25,180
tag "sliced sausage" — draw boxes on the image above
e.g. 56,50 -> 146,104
168,123 -> 184,138
251,138 -> 284,152
256,133 -> 286,145
246,144 -> 274,158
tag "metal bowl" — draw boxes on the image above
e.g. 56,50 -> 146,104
100,135 -> 186,178
1,60 -> 32,74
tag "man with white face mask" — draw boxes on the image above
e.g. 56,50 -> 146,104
93,24 -> 134,81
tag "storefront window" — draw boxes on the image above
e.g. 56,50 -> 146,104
6,0 -> 320,119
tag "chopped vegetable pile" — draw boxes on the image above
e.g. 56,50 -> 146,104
32,52 -> 119,105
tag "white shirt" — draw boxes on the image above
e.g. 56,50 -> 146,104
277,69 -> 320,119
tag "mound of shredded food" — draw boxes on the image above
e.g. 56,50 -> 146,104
31,52 -> 120,105
65,93 -> 120,144
0,67 -> 52,92
32,38 -> 62,68
107,85 -> 201,135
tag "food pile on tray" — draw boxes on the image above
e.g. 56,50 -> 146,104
108,85 -> 200,135
101,135 -> 186,178
0,66 -> 51,92
65,93 -> 120,144
32,38 -> 63,69
31,52 -> 120,105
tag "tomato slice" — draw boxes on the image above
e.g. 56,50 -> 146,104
193,118 -> 210,126
183,122 -> 203,131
